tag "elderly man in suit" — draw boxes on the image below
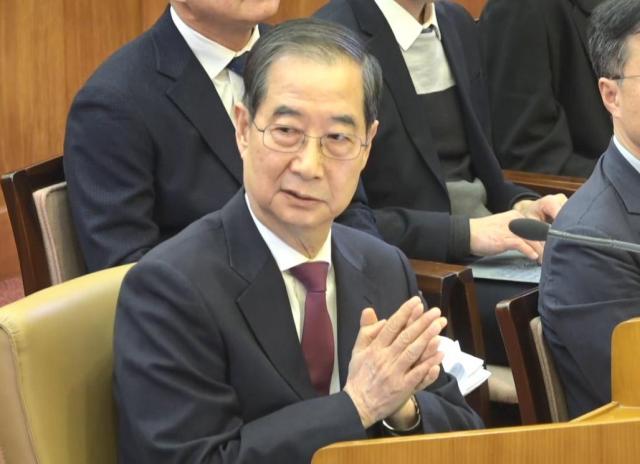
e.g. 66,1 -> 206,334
539,0 -> 640,418
481,0 -> 611,177
114,19 -> 482,464
315,0 -> 567,364
63,0 -> 377,272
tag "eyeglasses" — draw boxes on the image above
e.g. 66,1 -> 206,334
252,121 -> 369,161
611,74 -> 640,81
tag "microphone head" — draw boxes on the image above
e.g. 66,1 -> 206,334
509,218 -> 550,241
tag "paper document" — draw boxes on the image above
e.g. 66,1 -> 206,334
470,250 -> 541,284
438,336 -> 491,396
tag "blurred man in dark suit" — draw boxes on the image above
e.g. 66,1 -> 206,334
114,19 -> 481,464
316,0 -> 567,364
63,0 -> 377,272
481,0 -> 611,177
539,0 -> 640,418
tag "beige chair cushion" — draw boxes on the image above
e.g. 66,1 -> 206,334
530,317 -> 569,422
32,182 -> 86,285
0,265 -> 132,464
487,364 -> 518,404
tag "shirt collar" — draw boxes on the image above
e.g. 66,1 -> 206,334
244,194 -> 333,271
613,135 -> 640,175
374,0 -> 441,51
170,6 -> 260,81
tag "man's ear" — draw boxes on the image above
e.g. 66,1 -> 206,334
599,77 -> 621,118
234,103 -> 251,160
360,120 -> 379,169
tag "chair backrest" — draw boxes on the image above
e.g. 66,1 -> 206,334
530,316 -> 569,422
0,264 -> 133,464
32,181 -> 86,284
496,287 -> 568,424
1,155 -> 86,295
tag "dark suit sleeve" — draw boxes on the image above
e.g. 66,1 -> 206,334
371,208 -> 456,262
336,180 -> 381,239
480,0 -> 597,176
114,260 -> 367,464
395,249 -> 484,430
64,84 -> 160,272
539,226 -> 640,416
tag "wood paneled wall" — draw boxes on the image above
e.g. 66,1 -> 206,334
0,0 -> 486,279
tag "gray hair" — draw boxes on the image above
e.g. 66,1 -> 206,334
589,0 -> 640,79
243,18 -> 383,129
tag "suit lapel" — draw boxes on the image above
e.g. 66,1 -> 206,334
151,9 -> 243,183
348,0 -> 446,190
222,193 -> 316,399
568,0 -> 597,60
437,5 -> 472,106
436,3 -> 491,166
332,228 -> 377,388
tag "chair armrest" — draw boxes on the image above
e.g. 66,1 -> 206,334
503,170 -> 585,197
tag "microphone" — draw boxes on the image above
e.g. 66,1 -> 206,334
508,218 -> 640,254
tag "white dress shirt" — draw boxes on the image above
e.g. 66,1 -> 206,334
374,0 -> 455,94
245,195 -> 340,394
170,7 -> 260,122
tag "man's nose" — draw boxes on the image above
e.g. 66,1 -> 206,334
290,136 -> 324,177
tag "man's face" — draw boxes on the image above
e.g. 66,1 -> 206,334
603,35 -> 640,157
235,54 -> 377,248
177,0 -> 279,26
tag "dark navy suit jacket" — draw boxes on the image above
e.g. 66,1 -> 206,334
481,0 -> 611,176
63,9 -> 377,272
539,142 -> 640,418
114,191 -> 482,463
316,0 -> 533,261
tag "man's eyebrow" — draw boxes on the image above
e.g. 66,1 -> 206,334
272,105 -> 302,117
331,115 -> 357,128
271,106 -> 358,128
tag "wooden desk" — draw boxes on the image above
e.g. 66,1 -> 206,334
312,318 -> 640,464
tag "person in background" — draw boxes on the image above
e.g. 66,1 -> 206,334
481,0 -> 611,177
114,19 -> 482,464
316,0 -> 567,365
539,0 -> 640,418
63,0 -> 378,272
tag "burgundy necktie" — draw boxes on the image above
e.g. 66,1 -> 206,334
289,262 -> 334,395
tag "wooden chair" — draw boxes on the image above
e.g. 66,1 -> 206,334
496,287 -> 568,424
1,155 -> 86,295
503,169 -> 585,197
410,260 -> 490,423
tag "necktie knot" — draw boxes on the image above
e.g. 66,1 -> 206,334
422,25 -> 436,34
227,52 -> 249,76
289,262 -> 329,293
